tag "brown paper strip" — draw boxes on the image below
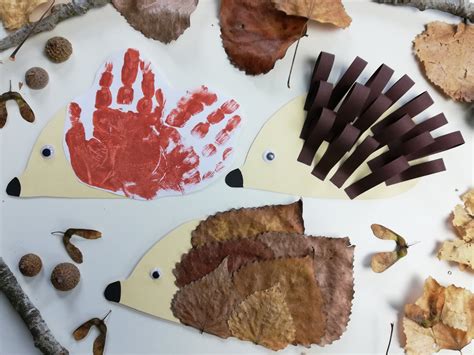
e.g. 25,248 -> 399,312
304,52 -> 335,110
300,81 -> 333,139
386,159 -> 446,185
399,113 -> 448,142
330,136 -> 380,188
327,56 -> 368,110
298,108 -> 336,166
371,92 -> 433,135
368,131 -> 435,171
344,156 -> 410,199
383,74 -> 415,104
406,131 -> 465,160
312,124 -> 360,180
353,94 -> 393,136
329,83 -> 370,140
362,64 -> 394,111
372,114 -> 415,146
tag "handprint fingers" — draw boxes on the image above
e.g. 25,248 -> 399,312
165,86 -> 218,128
191,99 -> 240,139
95,63 -> 114,109
117,48 -> 140,105
137,61 -> 155,114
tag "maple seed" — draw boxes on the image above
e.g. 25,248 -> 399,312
52,228 -> 102,264
73,310 -> 111,355
370,224 -> 410,273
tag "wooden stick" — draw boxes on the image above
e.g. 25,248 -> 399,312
0,257 -> 69,355
375,0 -> 473,22
0,0 -> 110,52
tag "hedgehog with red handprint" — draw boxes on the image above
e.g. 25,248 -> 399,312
64,48 -> 242,200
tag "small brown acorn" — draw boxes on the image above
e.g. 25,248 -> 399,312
25,67 -> 49,90
18,253 -> 42,277
45,36 -> 72,63
51,262 -> 80,291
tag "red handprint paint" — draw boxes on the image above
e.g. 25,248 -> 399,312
65,49 -> 242,200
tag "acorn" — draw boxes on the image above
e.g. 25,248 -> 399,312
25,67 -> 49,90
44,36 -> 72,63
51,262 -> 80,291
18,253 -> 42,277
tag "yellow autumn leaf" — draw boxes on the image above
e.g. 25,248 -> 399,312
227,284 -> 296,350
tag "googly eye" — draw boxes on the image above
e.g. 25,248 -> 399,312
262,150 -> 276,163
150,268 -> 161,280
40,145 -> 54,159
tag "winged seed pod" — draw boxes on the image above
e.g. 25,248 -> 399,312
73,310 -> 110,355
370,224 -> 409,273
52,229 -> 102,264
0,81 -> 35,128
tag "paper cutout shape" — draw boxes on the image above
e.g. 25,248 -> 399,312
104,201 -> 355,350
225,52 -> 464,199
6,48 -> 243,199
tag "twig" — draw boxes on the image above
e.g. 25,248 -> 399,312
0,257 -> 69,354
9,1 -> 56,61
375,0 -> 473,23
385,322 -> 394,355
0,0 -> 110,52
286,0 -> 315,88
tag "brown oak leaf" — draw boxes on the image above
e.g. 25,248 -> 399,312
233,256 -> 326,346
256,232 -> 355,345
414,21 -> 474,102
173,238 -> 274,287
227,284 -> 296,350
112,0 -> 199,44
271,0 -> 351,28
171,259 -> 239,338
191,200 -> 304,247
220,0 -> 307,75
403,277 -> 474,354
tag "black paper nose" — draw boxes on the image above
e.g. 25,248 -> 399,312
225,169 -> 243,188
6,177 -> 21,197
104,281 -> 121,303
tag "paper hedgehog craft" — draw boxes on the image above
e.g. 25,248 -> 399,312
6,48 -> 242,200
104,200 -> 355,350
225,52 -> 464,199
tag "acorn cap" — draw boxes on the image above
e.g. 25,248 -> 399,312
18,253 -> 42,277
45,36 -> 72,63
51,262 -> 80,291
25,67 -> 49,90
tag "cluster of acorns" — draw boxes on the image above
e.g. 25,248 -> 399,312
19,253 -> 80,291
24,36 -> 73,90
18,228 -> 101,291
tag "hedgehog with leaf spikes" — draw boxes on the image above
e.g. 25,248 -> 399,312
104,200 -> 355,351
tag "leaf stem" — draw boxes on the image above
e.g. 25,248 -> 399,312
385,322 -> 394,355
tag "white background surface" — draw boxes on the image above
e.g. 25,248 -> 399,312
0,1 -> 473,354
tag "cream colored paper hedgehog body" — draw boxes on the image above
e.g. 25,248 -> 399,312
104,201 -> 355,350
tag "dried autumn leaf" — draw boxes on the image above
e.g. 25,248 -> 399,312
227,284 -> 296,350
257,233 -> 355,345
112,0 -> 199,44
173,238 -> 274,287
271,0 -> 351,28
191,200 -> 304,247
413,22 -> 474,102
0,0 -> 48,30
403,277 -> 474,355
370,224 -> 408,273
233,256 -> 326,346
171,259 -> 240,338
438,188 -> 474,271
220,0 -> 307,75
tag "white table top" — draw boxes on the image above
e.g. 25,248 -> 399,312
1,1 -> 472,354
